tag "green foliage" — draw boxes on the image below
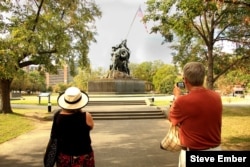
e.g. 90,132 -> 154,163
215,69 -> 250,94
0,0 -> 101,78
130,61 -> 178,93
132,62 -> 153,82
0,113 -> 35,144
131,60 -> 165,82
11,70 -> 46,92
72,67 -> 107,91
152,64 -> 177,93
53,83 -> 71,93
144,0 -> 250,89
225,70 -> 250,87
73,69 -> 90,91
89,67 -> 108,79
0,0 -> 101,112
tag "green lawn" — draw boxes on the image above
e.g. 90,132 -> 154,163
11,95 -> 58,105
221,106 -> 250,150
0,112 -> 35,144
153,99 -> 250,150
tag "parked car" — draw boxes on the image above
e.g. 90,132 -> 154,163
233,90 -> 245,98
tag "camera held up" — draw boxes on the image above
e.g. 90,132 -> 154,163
176,82 -> 185,89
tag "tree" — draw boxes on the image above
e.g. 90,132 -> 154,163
73,67 -> 107,91
89,67 -> 108,80
131,60 -> 165,83
206,0 -> 250,8
27,71 -> 46,93
53,83 -> 71,94
0,0 -> 101,113
215,68 -> 250,95
11,70 -> 46,93
152,64 -> 177,93
144,0 -> 250,89
128,63 -> 139,77
10,69 -> 28,93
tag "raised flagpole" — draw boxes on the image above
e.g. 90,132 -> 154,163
125,5 -> 142,39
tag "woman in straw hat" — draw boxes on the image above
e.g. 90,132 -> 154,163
48,86 -> 95,167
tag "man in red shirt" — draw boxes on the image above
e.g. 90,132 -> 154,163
169,62 -> 222,167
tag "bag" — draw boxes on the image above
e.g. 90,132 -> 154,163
44,110 -> 60,167
160,122 -> 181,152
44,138 -> 58,167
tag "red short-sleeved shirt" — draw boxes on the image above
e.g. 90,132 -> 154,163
169,88 -> 222,150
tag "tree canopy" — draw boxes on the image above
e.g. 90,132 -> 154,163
152,64 -> 178,93
0,0 -> 101,113
129,61 -> 178,93
130,60 -> 165,83
144,0 -> 250,89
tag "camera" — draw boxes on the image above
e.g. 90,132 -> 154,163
176,82 -> 185,89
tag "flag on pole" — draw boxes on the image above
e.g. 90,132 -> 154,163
137,6 -> 144,18
137,6 -> 148,33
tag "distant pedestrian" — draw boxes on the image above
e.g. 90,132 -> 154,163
47,86 -> 95,167
168,62 -> 222,167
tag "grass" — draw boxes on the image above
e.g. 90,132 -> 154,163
0,112 -> 35,144
0,107 -> 54,144
1,96 -> 53,144
153,96 -> 249,106
221,106 -> 250,150
153,99 -> 250,150
11,95 -> 58,105
1,95 -> 250,150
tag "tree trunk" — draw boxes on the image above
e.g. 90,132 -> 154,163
206,48 -> 214,90
0,79 -> 13,114
0,84 -> 2,110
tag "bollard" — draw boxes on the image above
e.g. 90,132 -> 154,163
150,91 -> 155,103
48,102 -> 52,112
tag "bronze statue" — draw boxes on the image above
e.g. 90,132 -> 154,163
109,39 -> 130,75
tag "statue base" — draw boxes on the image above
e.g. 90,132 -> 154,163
106,70 -> 131,79
87,78 -> 145,94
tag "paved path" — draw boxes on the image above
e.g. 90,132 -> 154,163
0,118 -> 179,167
4,95 -> 248,167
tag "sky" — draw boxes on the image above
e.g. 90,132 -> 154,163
88,0 -> 174,70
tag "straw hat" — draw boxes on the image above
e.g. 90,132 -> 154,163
57,87 -> 89,110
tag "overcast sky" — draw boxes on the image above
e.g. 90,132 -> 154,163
88,0 -> 174,70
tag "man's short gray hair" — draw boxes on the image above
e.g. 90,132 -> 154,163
183,62 -> 205,86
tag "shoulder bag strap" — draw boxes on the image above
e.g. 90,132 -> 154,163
50,109 -> 61,139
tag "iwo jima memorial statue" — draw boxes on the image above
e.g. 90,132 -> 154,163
88,39 -> 145,94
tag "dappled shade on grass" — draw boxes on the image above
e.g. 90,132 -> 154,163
0,113 -> 35,144
222,106 -> 250,150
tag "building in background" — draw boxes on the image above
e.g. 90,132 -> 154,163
45,65 -> 73,88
